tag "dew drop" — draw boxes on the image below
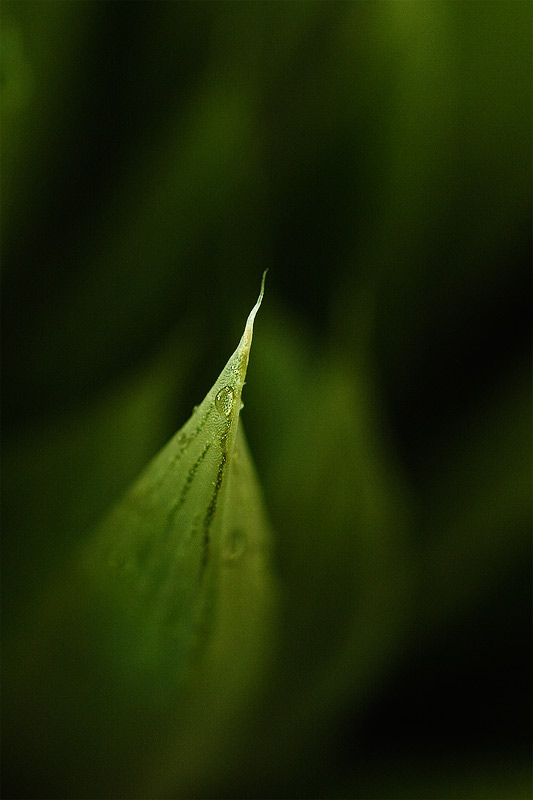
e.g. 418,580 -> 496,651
215,385 -> 235,417
223,527 -> 247,561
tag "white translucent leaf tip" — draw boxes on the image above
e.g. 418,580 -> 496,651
242,269 -> 268,348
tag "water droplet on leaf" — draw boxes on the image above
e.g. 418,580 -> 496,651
215,386 -> 235,417
223,527 -> 247,561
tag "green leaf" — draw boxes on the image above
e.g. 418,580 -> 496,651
4,273 -> 277,798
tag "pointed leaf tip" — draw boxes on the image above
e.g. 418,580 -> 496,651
244,269 -> 268,338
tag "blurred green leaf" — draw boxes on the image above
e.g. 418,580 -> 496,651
419,362 -> 531,627
218,300 -> 414,794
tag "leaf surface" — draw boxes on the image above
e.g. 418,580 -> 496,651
4,274 -> 277,798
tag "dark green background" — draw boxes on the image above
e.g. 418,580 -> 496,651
2,1 -> 531,798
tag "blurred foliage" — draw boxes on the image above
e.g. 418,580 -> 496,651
1,1 -> 531,798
